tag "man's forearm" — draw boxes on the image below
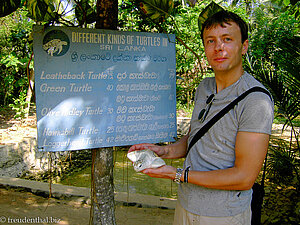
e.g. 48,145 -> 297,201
163,134 -> 189,159
186,167 -> 255,191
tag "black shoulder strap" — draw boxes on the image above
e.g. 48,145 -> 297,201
186,86 -> 271,155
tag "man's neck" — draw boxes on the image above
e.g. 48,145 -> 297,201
215,68 -> 244,93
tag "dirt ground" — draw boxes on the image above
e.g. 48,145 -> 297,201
0,187 -> 175,225
0,106 -> 37,145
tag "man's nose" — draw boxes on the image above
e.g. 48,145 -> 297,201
215,40 -> 224,52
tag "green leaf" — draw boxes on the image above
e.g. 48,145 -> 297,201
0,54 -> 22,71
75,0 -> 96,25
198,1 -> 224,32
283,0 -> 290,6
136,0 -> 174,22
26,0 -> 57,22
0,0 -> 21,17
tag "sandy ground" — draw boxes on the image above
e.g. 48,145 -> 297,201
0,187 -> 175,225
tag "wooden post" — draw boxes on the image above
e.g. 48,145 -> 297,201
91,148 -> 116,225
92,1 -> 118,224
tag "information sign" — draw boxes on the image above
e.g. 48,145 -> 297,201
33,26 -> 177,151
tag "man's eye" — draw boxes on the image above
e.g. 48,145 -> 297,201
225,37 -> 232,42
207,40 -> 214,44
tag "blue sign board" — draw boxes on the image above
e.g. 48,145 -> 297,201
33,26 -> 177,152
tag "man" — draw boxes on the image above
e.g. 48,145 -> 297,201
129,10 -> 274,225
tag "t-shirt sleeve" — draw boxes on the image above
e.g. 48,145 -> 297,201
238,92 -> 274,135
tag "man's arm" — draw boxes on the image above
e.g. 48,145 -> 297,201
143,131 -> 269,191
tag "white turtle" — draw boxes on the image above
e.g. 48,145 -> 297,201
127,149 -> 166,172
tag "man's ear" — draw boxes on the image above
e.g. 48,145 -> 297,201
242,39 -> 249,55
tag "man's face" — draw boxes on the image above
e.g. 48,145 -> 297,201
203,22 -> 248,74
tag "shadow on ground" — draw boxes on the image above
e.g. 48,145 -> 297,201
0,187 -> 175,225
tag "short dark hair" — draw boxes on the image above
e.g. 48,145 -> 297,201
201,10 -> 248,44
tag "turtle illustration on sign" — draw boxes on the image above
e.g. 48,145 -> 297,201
43,29 -> 70,57
43,39 -> 68,56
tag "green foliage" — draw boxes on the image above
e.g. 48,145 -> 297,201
262,0 -> 300,20
176,101 -> 193,117
268,140 -> 299,186
247,7 -> 300,128
0,54 -> 23,71
0,7 -> 33,106
118,1 -> 141,31
26,0 -> 58,22
173,3 -> 206,107
134,0 -> 174,22
75,0 -> 96,26
243,6 -> 300,224
9,91 -> 29,119
246,9 -> 300,214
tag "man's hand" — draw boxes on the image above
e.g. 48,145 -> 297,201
128,143 -> 167,158
142,165 -> 177,180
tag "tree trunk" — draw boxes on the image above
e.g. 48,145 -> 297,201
92,1 -> 118,225
95,0 -> 118,30
92,148 -> 116,225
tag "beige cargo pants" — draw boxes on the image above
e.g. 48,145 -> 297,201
173,202 -> 251,225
